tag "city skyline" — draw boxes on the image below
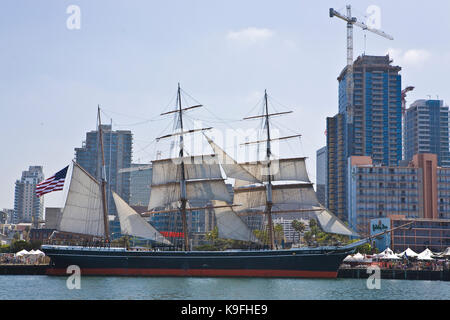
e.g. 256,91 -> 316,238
2,0 -> 450,209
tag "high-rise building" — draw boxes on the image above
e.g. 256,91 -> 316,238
405,99 -> 450,167
75,125 -> 132,216
347,153 -> 450,236
327,55 -> 402,221
316,146 -> 327,205
1,209 -> 16,224
129,164 -> 152,206
14,166 -> 44,224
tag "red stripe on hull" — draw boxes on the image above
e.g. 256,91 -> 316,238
47,268 -> 337,278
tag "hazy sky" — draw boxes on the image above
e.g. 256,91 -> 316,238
1,0 -> 450,209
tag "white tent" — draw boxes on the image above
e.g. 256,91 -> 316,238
15,249 -> 29,257
377,248 -> 393,258
397,248 -> 418,259
443,247 -> 450,258
380,253 -> 400,260
377,248 -> 400,260
352,252 -> 365,261
33,249 -> 45,256
28,249 -> 45,256
343,255 -> 355,262
417,248 -> 434,261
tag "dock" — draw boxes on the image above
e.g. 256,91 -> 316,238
338,268 -> 450,281
0,264 -> 48,275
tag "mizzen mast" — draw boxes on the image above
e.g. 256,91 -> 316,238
97,106 -> 110,242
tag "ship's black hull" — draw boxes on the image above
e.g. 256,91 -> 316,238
42,245 -> 354,278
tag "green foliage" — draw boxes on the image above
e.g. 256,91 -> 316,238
274,224 -> 285,244
111,236 -> 130,248
251,225 -> 285,247
10,240 -> 32,253
194,237 -> 254,251
0,244 -> 11,253
291,220 -> 306,233
302,219 -> 351,247
205,226 -> 219,242
253,229 -> 269,243
0,239 -> 42,253
355,242 -> 373,254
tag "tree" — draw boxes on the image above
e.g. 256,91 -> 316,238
291,220 -> 306,244
274,224 -> 285,246
301,219 -> 350,247
111,236 -> 130,248
205,226 -> 219,242
10,240 -> 32,253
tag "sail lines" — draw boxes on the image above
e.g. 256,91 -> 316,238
58,162 -> 105,237
204,135 -> 261,183
112,192 -> 171,244
212,201 -> 260,243
53,87 -> 358,247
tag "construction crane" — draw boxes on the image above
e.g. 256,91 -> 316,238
401,86 -> 415,115
329,5 -> 394,123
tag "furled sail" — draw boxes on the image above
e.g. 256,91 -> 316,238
112,192 -> 171,245
212,201 -> 259,243
233,182 -> 320,209
204,135 -> 260,183
58,162 -> 105,237
240,158 -> 310,183
313,206 -> 358,237
148,179 -> 232,210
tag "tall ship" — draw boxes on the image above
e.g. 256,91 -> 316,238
42,85 -> 367,278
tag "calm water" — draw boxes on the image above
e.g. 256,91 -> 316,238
0,276 -> 449,299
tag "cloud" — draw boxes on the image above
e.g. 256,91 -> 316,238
387,48 -> 431,67
226,27 -> 275,44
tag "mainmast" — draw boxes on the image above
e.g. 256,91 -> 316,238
177,83 -> 190,251
242,90 -> 301,250
97,106 -> 110,242
152,83 -> 216,251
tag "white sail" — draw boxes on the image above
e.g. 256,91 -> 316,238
234,183 -> 319,209
212,201 -> 259,243
241,158 -> 310,182
205,135 -> 261,183
151,155 -> 223,185
58,162 -> 105,237
313,206 -> 358,237
148,179 -> 232,210
112,192 -> 171,245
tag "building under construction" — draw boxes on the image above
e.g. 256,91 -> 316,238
327,55 -> 402,221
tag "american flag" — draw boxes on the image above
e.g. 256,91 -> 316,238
36,165 -> 69,197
